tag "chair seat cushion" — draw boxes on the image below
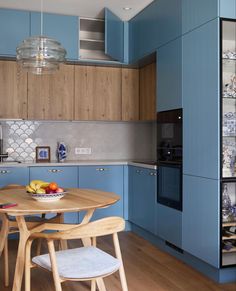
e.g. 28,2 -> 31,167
32,246 -> 120,279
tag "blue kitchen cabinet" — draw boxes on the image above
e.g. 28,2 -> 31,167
78,165 -> 124,221
128,17 -> 141,63
155,203 -> 182,248
129,0 -> 182,63
129,166 -> 157,234
182,175 -> 220,267
105,8 -> 124,63
30,12 -> 78,60
0,9 -> 30,57
220,0 -> 236,19
182,0 -> 218,34
183,18 -> 220,179
0,167 -> 29,188
157,37 -> 182,112
29,166 -> 78,223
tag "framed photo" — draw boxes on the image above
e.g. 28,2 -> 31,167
35,146 -> 51,163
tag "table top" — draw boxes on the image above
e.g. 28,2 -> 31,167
0,188 -> 120,216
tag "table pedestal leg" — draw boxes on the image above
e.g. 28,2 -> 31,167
80,209 -> 95,247
59,213 -> 68,250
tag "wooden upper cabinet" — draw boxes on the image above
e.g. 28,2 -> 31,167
122,68 -> 139,121
28,64 -> 74,120
74,65 -> 122,121
140,62 -> 156,121
0,60 -> 27,119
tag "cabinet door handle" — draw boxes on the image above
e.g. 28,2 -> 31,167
149,172 -> 157,176
96,168 -> 109,172
48,169 -> 62,173
135,170 -> 142,174
0,170 -> 10,174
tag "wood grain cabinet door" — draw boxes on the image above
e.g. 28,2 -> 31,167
74,65 -> 122,121
122,68 -> 139,121
140,62 -> 156,121
28,64 -> 74,120
0,60 -> 27,119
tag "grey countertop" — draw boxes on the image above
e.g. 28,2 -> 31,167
0,160 -> 157,170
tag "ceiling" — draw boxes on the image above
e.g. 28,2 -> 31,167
0,0 -> 154,21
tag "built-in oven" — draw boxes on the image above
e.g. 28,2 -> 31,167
156,109 -> 183,211
157,162 -> 182,211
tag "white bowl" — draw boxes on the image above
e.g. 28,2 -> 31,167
31,192 -> 66,202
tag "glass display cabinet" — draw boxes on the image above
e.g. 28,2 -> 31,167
221,19 -> 236,267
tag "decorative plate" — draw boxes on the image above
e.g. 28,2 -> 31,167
31,192 -> 67,202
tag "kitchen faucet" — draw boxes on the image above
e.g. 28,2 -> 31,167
0,124 -> 8,162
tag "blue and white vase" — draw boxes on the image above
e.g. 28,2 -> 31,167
57,142 -> 67,162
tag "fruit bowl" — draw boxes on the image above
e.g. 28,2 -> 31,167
26,180 -> 67,202
31,191 -> 67,202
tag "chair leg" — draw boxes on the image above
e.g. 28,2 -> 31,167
118,265 -> 129,291
36,238 -> 42,256
113,234 -> 128,291
96,278 -> 107,291
3,238 -> 9,287
48,240 -> 63,291
59,239 -> 68,250
91,279 -> 96,291
25,239 -> 33,291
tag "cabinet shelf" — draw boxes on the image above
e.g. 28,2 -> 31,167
79,17 -> 110,61
223,221 -> 236,227
222,247 -> 236,253
223,57 -> 236,61
222,96 -> 236,100
80,38 -> 104,43
222,235 -> 236,240
80,39 -> 105,51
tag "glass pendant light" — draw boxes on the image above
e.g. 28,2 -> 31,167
16,0 -> 66,75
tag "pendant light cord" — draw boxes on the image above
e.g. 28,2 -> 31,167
40,0 -> 43,36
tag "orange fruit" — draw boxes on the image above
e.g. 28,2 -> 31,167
49,182 -> 58,191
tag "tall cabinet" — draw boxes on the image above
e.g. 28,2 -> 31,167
183,17 -> 236,270
182,18 -> 220,268
221,19 -> 236,267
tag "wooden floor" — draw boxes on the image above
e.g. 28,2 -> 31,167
0,232 -> 235,291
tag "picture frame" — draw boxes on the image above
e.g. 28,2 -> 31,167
35,146 -> 51,163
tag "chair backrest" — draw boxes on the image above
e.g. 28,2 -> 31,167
1,184 -> 25,190
45,216 -> 125,240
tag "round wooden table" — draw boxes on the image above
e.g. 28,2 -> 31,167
0,188 -> 120,291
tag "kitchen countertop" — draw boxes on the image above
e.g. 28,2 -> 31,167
0,160 -> 157,170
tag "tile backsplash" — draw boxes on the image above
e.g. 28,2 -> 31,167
1,121 -> 156,162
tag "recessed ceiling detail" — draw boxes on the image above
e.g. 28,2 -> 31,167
0,0 -> 154,21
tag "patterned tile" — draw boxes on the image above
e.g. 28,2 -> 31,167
4,121 -> 40,162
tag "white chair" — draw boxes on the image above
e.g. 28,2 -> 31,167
25,216 -> 128,291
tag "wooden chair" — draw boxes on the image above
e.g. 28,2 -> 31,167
0,184 -> 62,287
25,216 -> 128,291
